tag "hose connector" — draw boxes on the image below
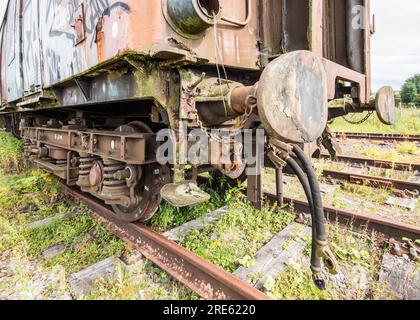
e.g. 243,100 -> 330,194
315,239 -> 339,275
311,269 -> 326,291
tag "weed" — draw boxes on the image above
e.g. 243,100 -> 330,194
149,186 -> 225,232
340,183 -> 391,204
396,141 -> 418,155
84,261 -> 196,300
0,132 -> 24,173
266,223 -> 391,300
183,198 -> 295,273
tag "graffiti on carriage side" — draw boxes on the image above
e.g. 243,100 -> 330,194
45,0 -> 130,46
42,0 -> 131,85
22,0 -> 42,91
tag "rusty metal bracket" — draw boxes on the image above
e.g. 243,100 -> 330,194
71,3 -> 86,46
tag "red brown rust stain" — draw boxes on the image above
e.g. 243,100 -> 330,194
96,16 -> 106,62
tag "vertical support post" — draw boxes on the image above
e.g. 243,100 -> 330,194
364,0 -> 372,103
247,174 -> 262,210
191,166 -> 198,182
309,0 -> 324,57
275,168 -> 284,206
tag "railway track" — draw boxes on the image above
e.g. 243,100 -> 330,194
60,182 -> 269,301
335,132 -> 420,142
321,169 -> 420,193
59,173 -> 420,300
320,154 -> 420,172
271,194 -> 420,241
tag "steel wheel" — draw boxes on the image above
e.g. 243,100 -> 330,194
112,163 -> 166,222
111,122 -> 168,222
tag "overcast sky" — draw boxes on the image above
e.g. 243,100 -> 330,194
371,0 -> 420,91
0,0 -> 419,91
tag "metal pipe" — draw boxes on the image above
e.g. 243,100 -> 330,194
228,85 -> 257,114
275,167 -> 284,205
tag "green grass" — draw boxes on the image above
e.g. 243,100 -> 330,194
0,170 -> 192,299
266,224 -> 391,300
149,186 -> 225,232
358,145 -> 419,163
83,261 -> 197,300
330,108 -> 420,134
0,132 -> 24,173
183,197 -> 295,273
396,142 -> 419,155
0,169 -> 60,222
340,183 -> 392,204
0,170 -> 125,274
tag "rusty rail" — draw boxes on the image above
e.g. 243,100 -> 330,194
335,132 -> 420,142
321,154 -> 420,172
60,183 -> 269,301
198,176 -> 420,240
322,169 -> 420,192
264,193 -> 420,241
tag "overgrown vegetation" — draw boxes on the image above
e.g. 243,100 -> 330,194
0,170 -> 192,299
149,186 -> 225,232
0,128 -> 405,300
330,107 -> 420,134
183,189 -> 295,273
0,132 -> 24,173
0,172 -> 124,273
83,262 -> 197,300
265,224 -> 392,300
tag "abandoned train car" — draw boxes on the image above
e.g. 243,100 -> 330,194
0,0 -> 395,286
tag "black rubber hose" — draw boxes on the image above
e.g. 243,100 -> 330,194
292,145 -> 327,242
286,157 -> 321,288
285,157 -> 315,214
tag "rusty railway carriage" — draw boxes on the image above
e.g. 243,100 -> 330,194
0,0 -> 396,288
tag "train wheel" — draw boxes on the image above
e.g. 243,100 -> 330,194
110,122 -> 168,222
111,163 -> 166,222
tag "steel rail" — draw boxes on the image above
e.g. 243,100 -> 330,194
264,193 -> 420,241
197,176 -> 420,240
60,183 -> 269,301
334,132 -> 420,142
320,154 -> 420,172
321,169 -> 420,192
